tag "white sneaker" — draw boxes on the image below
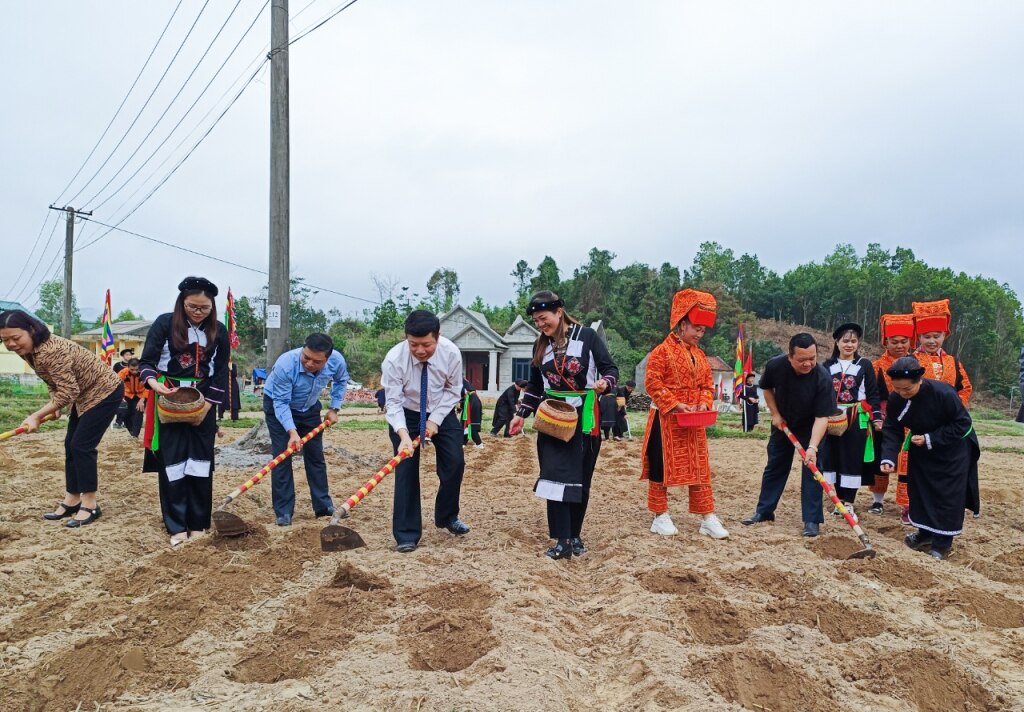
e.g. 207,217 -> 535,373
650,513 -> 678,536
699,513 -> 729,539
474,443 -> 485,449
833,504 -> 858,523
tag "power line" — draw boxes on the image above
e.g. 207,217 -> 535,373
51,0 -> 185,207
47,0 -> 365,303
64,0 -> 212,207
75,57 -> 270,253
89,0 -> 270,213
77,216 -> 379,305
6,212 -> 59,301
288,0 -> 362,46
82,0 -> 246,210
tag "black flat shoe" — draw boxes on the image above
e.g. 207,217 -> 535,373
802,522 -> 820,538
570,537 -> 587,556
927,547 -> 950,560
545,540 -> 573,560
396,541 -> 417,553
43,502 -> 80,520
66,505 -> 101,528
904,532 -> 933,551
741,512 -> 775,526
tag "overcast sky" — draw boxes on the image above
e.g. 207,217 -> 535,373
3,1 -> 1022,322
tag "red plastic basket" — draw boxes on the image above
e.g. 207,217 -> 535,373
672,410 -> 718,427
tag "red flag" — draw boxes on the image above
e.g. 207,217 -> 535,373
744,345 -> 753,376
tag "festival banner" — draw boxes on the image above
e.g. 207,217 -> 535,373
100,290 -> 116,365
733,322 -> 745,400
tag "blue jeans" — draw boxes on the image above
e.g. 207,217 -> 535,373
753,428 -> 825,524
263,397 -> 332,518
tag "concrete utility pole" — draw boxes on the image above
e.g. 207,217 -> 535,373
48,205 -> 92,337
267,0 -> 290,366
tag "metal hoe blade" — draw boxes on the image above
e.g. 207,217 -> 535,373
320,524 -> 367,552
212,510 -> 254,538
847,546 -> 877,560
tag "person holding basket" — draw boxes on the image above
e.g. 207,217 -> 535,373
509,291 -> 618,560
139,276 -> 229,547
640,288 -> 728,540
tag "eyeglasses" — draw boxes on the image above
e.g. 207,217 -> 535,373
184,303 -> 213,314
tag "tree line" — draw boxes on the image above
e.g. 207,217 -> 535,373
34,244 -> 1023,395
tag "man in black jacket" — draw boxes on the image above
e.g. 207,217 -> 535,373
491,379 -> 527,436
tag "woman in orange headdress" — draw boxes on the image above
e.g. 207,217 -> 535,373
640,289 -> 728,540
868,313 -> 914,521
912,299 -> 972,408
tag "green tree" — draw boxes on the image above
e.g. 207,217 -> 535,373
368,299 -> 403,336
530,256 -> 561,294
36,279 -> 83,335
426,268 -> 460,313
115,308 -> 143,321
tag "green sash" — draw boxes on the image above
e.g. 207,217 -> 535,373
544,388 -> 597,433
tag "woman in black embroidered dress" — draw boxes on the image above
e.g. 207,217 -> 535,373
509,291 -> 618,560
820,323 -> 881,519
139,277 -> 229,547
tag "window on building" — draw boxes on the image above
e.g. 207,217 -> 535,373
512,358 -> 531,382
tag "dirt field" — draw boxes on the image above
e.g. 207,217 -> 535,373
1,418 -> 1023,712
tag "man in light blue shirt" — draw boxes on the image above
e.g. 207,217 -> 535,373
263,333 -> 349,526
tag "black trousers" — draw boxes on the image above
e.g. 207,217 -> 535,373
465,424 -> 482,446
123,397 -> 143,438
546,433 -> 601,540
388,408 -> 465,545
64,385 -> 123,493
753,427 -> 825,524
490,418 -> 511,436
263,397 -> 332,518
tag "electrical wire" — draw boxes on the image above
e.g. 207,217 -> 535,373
64,0 -> 212,207
75,57 -> 270,253
82,0 -> 246,211
288,0 -> 362,47
50,0 -> 185,207
6,212 -> 59,301
88,0 -> 270,214
77,217 -> 380,304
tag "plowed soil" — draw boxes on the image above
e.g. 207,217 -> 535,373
1,420 -> 1022,711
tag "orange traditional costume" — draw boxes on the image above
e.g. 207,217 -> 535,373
912,299 -> 972,408
869,313 -> 914,510
640,289 -> 726,538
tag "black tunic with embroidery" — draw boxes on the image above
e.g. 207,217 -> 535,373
820,355 -> 881,491
516,324 -> 618,501
881,379 -> 980,536
139,313 -> 230,478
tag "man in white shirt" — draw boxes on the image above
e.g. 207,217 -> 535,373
381,310 -> 469,553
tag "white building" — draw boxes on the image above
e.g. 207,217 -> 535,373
438,306 -> 539,396
439,306 -> 608,397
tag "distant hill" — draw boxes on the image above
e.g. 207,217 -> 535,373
749,319 -> 882,362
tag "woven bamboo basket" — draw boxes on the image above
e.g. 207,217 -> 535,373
826,409 -> 849,437
157,386 -> 211,426
533,399 -> 578,442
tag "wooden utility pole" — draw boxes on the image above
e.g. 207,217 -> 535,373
48,204 -> 92,336
267,0 -> 290,365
